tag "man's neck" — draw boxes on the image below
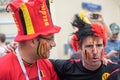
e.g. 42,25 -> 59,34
18,48 -> 37,65
22,58 -> 35,66
83,61 -> 102,71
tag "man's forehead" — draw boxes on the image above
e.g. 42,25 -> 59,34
83,36 -> 103,43
41,34 -> 54,38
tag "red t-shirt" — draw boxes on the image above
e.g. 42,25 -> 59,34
0,53 -> 59,80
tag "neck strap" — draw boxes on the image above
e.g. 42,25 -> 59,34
15,48 -> 41,80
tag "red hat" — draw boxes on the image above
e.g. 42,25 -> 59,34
7,0 -> 61,42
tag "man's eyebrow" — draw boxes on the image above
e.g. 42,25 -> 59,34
85,44 -> 93,47
40,36 -> 54,40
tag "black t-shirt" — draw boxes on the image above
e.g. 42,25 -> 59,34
50,59 -> 120,80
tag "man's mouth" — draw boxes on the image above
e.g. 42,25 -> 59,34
92,57 -> 99,61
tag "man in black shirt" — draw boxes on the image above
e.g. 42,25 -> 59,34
50,13 -> 120,80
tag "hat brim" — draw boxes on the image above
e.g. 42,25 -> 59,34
14,26 -> 61,42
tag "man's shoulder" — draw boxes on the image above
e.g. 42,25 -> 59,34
104,63 -> 120,80
107,63 -> 120,68
0,52 -> 16,65
105,63 -> 120,72
49,59 -> 81,68
0,52 -> 17,73
38,59 -> 54,67
49,59 -> 77,64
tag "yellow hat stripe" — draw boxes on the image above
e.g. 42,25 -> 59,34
20,3 -> 35,34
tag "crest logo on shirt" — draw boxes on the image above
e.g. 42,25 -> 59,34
102,72 -> 110,80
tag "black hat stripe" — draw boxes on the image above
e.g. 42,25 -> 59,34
19,3 -> 35,35
19,8 -> 27,35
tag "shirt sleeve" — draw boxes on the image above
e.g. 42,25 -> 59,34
107,68 -> 120,80
49,59 -> 67,79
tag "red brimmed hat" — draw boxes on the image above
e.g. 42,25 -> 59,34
7,0 -> 61,42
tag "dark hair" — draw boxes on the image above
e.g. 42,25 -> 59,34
77,25 -> 94,47
71,14 -> 94,47
70,53 -> 81,59
0,33 -> 6,43
71,14 -> 85,29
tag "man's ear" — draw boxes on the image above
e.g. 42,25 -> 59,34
77,46 -> 82,53
78,45 -> 82,50
32,39 -> 35,44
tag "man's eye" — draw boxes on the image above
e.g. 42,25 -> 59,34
86,45 -> 93,48
96,44 -> 102,47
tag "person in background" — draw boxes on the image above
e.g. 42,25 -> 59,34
0,0 -> 61,80
0,33 -> 7,57
50,13 -> 120,80
105,23 -> 120,63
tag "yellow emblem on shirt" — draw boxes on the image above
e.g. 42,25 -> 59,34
102,72 -> 110,80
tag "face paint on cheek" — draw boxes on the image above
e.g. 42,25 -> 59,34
85,49 -> 90,60
37,40 -> 48,58
101,49 -> 105,60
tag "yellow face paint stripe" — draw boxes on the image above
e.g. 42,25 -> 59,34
38,42 -> 43,57
20,3 -> 35,34
85,49 -> 88,60
43,42 -> 47,57
37,40 -> 47,58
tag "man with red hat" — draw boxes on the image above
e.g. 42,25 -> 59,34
0,0 -> 60,80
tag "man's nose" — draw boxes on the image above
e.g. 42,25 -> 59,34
92,45 -> 97,54
51,40 -> 56,47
